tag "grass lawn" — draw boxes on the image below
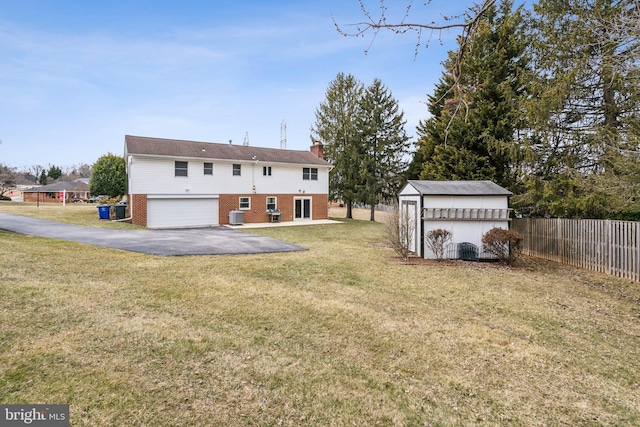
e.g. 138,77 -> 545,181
1,202 -> 640,426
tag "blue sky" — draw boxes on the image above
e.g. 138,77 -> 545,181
0,0 -> 462,169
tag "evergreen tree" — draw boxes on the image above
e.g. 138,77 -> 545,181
413,0 -> 529,192
519,0 -> 640,218
357,78 -> 410,221
47,164 -> 63,180
38,170 -> 48,185
311,73 -> 364,219
90,153 -> 126,198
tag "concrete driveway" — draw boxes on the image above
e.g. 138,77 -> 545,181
0,213 -> 306,256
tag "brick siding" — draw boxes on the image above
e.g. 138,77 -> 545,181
219,193 -> 327,224
130,193 -> 327,227
130,194 -> 148,227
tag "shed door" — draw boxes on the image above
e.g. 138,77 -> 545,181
401,200 -> 418,255
147,198 -> 219,229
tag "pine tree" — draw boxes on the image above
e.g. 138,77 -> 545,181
520,0 -> 640,218
413,0 -> 529,191
357,79 -> 410,221
38,170 -> 48,185
47,165 -> 62,180
311,73 -> 364,219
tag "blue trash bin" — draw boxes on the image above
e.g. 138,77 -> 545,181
97,205 -> 110,220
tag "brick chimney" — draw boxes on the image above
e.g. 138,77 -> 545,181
310,137 -> 324,159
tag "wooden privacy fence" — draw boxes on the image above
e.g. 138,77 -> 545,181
511,218 -> 640,282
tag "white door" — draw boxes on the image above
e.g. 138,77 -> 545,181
401,200 -> 418,255
294,197 -> 312,220
147,198 -> 219,228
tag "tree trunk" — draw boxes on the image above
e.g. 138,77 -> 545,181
370,204 -> 376,221
346,200 -> 353,219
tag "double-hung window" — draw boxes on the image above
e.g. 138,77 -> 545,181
239,196 -> 251,210
233,164 -> 241,176
204,162 -> 213,175
302,167 -> 318,180
175,161 -> 188,177
266,196 -> 277,211
263,166 -> 272,176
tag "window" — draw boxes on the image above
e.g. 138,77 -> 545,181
175,161 -> 188,177
204,162 -> 213,175
266,196 -> 277,211
263,166 -> 272,176
233,164 -> 241,176
239,196 -> 251,210
303,167 -> 318,180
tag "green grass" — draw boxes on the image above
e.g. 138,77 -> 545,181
1,203 -> 640,425
0,202 -> 143,228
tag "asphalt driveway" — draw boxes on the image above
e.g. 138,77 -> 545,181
0,213 -> 306,256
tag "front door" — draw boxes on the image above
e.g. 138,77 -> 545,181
294,197 -> 312,220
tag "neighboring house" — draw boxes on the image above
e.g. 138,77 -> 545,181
22,179 -> 90,203
124,135 -> 331,228
398,180 -> 512,259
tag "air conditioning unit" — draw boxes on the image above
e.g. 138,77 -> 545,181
229,210 -> 244,225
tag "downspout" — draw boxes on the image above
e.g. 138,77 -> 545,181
111,198 -> 133,223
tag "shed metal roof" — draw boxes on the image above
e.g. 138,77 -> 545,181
406,180 -> 512,196
125,135 -> 331,167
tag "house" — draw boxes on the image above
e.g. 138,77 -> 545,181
124,135 -> 331,228
22,179 -> 90,203
398,180 -> 512,259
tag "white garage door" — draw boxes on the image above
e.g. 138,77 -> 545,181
147,198 -> 219,229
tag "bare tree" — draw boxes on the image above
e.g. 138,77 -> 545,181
384,202 -> 416,261
334,0 -> 497,113
27,165 -> 45,182
0,163 -> 16,197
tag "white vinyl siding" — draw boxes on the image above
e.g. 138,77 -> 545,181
127,157 -> 329,195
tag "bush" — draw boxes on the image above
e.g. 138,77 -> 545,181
425,228 -> 452,260
90,153 -> 126,198
481,227 -> 524,266
384,202 -> 416,261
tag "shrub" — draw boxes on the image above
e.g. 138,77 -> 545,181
481,227 -> 524,266
384,202 -> 416,261
425,228 -> 452,260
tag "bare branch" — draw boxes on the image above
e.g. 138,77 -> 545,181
334,0 -> 497,122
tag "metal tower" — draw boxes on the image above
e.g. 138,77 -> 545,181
280,120 -> 287,149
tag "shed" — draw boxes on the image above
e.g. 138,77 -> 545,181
398,180 -> 512,259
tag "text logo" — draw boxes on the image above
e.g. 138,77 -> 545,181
1,405 -> 69,427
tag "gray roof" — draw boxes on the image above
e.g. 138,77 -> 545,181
23,179 -> 89,193
125,135 -> 330,167
406,180 -> 512,196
